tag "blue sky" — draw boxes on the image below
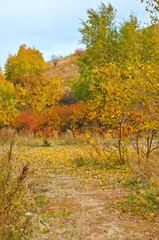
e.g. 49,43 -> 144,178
0,0 -> 150,69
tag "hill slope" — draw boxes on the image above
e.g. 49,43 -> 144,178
45,54 -> 79,83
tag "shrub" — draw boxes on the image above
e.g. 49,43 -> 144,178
74,48 -> 85,55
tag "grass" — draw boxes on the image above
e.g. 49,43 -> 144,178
120,173 -> 159,218
0,132 -> 159,238
0,144 -> 34,240
35,195 -> 48,207
46,54 -> 79,83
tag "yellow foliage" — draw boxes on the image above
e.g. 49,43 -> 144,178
15,73 -> 63,112
0,68 -> 17,128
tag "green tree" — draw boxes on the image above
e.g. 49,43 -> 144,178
72,3 -> 118,101
79,3 -> 118,67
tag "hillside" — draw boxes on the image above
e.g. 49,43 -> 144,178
45,24 -> 159,84
45,54 -> 79,83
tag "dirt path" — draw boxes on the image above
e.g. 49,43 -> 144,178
31,172 -> 159,240
10,146 -> 158,239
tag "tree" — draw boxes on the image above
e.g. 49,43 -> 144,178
51,55 -> 61,67
74,1 -> 159,102
118,15 -> 159,96
4,44 -> 46,86
78,2 -> 117,66
4,45 -> 62,112
74,7 -> 159,164
0,68 -> 17,128
72,3 -> 118,101
141,0 -> 159,23
14,72 -> 62,112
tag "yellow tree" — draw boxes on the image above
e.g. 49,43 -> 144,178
118,19 -> 159,167
0,68 -> 17,128
15,73 -> 62,112
91,63 -> 134,163
75,3 -> 159,168
91,49 -> 159,166
4,44 -> 62,112
4,44 -> 46,85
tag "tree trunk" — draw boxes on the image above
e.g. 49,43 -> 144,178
136,131 -> 140,168
118,122 -> 124,164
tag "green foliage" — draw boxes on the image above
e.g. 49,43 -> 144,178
72,3 -> 118,101
73,156 -> 90,167
122,188 -> 159,216
71,64 -> 94,101
120,174 -> 159,217
79,2 -> 117,62
35,195 -> 49,207
41,140 -> 53,147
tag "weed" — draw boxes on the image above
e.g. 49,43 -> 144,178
41,140 -> 53,147
120,174 -> 159,217
41,188 -> 49,193
73,156 -> 89,167
35,195 -> 48,207
0,144 -> 34,239
72,143 -> 125,170
58,209 -> 73,217
39,213 -> 50,233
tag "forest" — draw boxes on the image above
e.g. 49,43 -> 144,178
0,0 -> 159,239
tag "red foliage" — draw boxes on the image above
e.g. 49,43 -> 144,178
13,102 -> 87,135
15,102 -> 139,135
74,48 -> 85,55
13,111 -> 50,134
48,102 -> 86,132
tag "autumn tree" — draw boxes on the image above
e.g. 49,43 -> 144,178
4,45 -> 62,112
0,68 -> 17,128
73,2 -> 159,102
141,0 -> 159,23
78,3 -> 117,66
73,3 -> 159,164
92,58 -> 159,164
15,73 -> 62,112
72,3 -> 118,101
118,15 -> 159,97
5,44 -> 46,86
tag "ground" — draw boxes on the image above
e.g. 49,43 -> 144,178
12,145 -> 159,239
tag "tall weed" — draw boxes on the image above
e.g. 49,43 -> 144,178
0,144 -> 34,239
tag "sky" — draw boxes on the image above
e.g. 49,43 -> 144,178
0,0 -> 150,69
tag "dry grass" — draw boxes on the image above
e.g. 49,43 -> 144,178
0,130 -> 159,239
45,54 -> 79,83
0,144 -> 34,240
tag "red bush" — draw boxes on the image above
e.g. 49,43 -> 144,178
74,48 -> 85,55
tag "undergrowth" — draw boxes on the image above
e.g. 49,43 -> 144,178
0,144 -> 34,240
120,173 -> 159,218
